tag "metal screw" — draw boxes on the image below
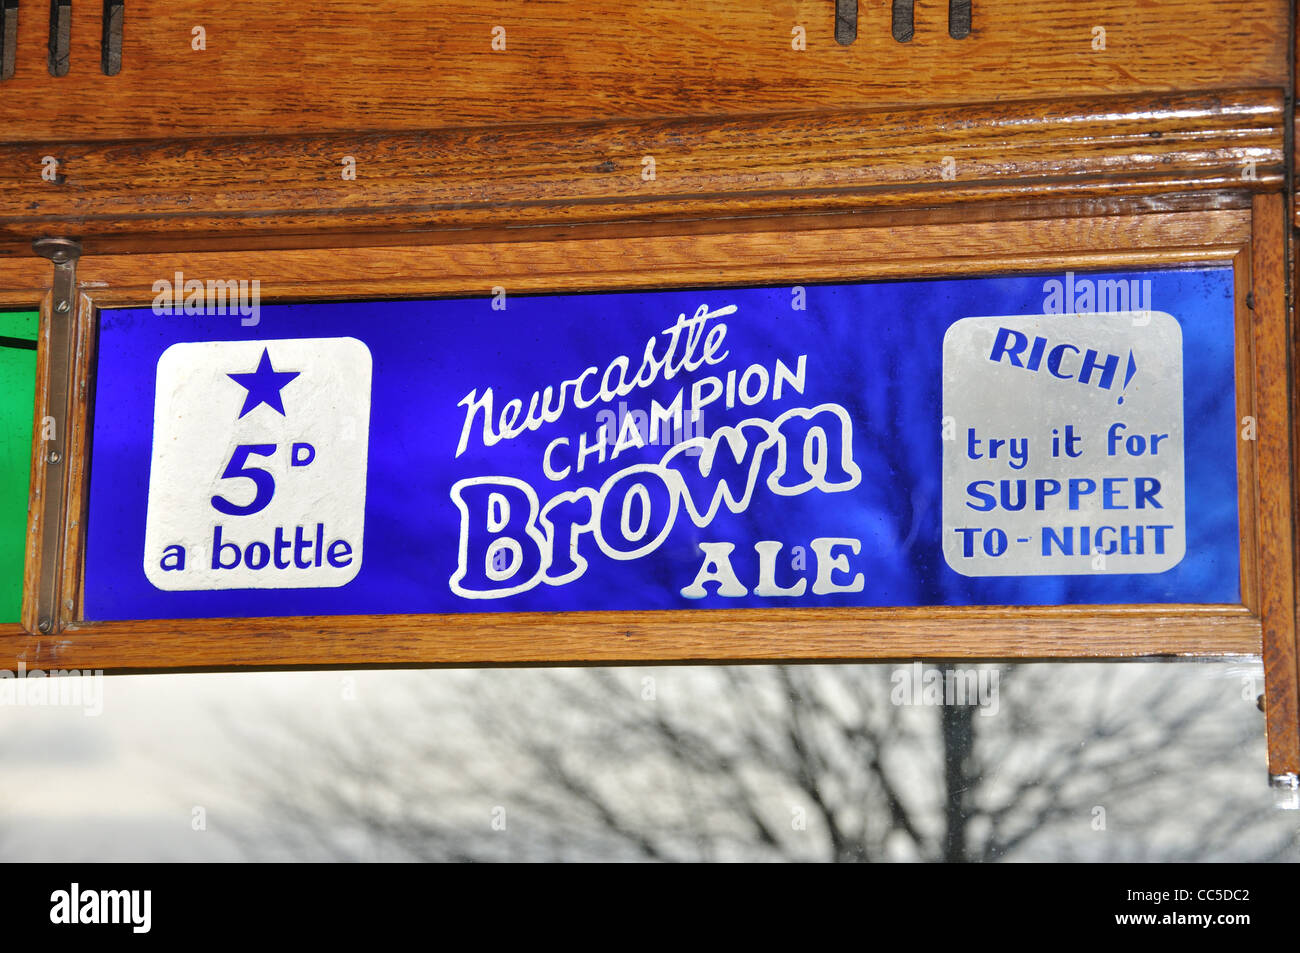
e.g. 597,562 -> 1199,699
37,618 -> 51,633
47,450 -> 61,465
55,299 -> 70,313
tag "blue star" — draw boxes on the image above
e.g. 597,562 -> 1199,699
227,348 -> 301,418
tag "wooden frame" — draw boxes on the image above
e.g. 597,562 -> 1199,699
0,199 -> 1285,694
0,2 -> 1287,144
0,0 -> 1293,780
0,89 -> 1285,258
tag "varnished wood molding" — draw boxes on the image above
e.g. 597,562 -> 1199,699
1252,192 -> 1300,774
61,208 -> 1250,303
0,89 -> 1284,253
0,606 -> 1263,673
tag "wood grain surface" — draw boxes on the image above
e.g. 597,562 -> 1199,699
0,1 -> 1287,141
68,207 -> 1254,302
0,606 -> 1263,674
1252,192 -> 1300,774
0,89 -> 1283,254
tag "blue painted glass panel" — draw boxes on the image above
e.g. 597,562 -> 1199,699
83,267 -> 1239,619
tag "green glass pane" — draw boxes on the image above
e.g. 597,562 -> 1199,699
0,309 -> 37,341
0,311 -> 37,623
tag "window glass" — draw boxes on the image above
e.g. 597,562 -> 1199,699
1,660 -> 1295,861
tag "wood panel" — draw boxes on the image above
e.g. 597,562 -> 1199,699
0,206 -> 1265,675
69,207 -> 1254,303
0,1 -> 1287,142
1251,193 -> 1298,774
1,607 -> 1262,674
1294,0 -> 1300,228
0,259 -> 51,302
0,89 -> 1283,254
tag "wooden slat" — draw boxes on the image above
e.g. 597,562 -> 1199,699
1251,193 -> 1299,774
1294,0 -> 1299,228
70,208 -> 1253,304
0,89 -> 1283,253
0,259 -> 51,301
0,606 -> 1263,673
55,291 -> 95,632
1234,248 -> 1261,614
0,0 -> 1286,141
21,290 -> 52,635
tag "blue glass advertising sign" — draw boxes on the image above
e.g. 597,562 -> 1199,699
83,267 -> 1241,620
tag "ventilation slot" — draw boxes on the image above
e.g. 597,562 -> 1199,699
47,0 -> 69,76
891,1 -> 914,43
0,1 -> 17,81
101,0 -> 122,74
835,0 -> 856,46
949,0 -> 971,39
